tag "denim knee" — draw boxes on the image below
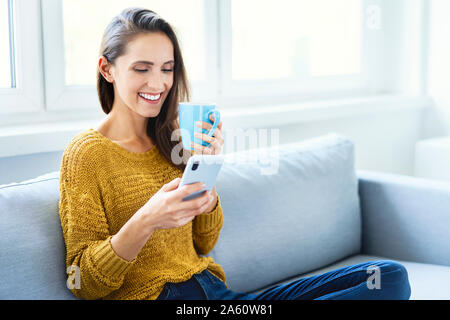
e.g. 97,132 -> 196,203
373,260 -> 411,299
377,260 -> 408,279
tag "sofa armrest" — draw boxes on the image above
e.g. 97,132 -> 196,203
357,170 -> 450,267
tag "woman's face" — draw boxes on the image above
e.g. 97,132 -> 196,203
105,32 -> 175,118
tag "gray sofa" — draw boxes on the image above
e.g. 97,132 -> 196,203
1,133 -> 449,300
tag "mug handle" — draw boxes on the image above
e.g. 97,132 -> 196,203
206,110 -> 221,137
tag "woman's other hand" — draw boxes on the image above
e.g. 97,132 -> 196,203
191,114 -> 224,155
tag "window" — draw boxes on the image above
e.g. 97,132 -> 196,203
62,0 -> 206,86
0,0 -> 428,125
219,0 -> 368,105
231,0 -> 362,81
0,0 -> 14,88
0,0 -> 43,117
42,0 -> 213,110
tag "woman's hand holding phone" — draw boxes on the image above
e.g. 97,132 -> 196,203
110,177 -> 215,262
139,177 -> 216,232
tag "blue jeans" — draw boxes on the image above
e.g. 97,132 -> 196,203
156,260 -> 411,300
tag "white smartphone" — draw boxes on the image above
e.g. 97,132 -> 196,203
179,154 -> 224,201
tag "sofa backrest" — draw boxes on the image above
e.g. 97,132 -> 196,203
0,133 -> 361,299
0,172 -> 76,299
210,133 -> 361,292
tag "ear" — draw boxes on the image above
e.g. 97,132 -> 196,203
98,56 -> 114,83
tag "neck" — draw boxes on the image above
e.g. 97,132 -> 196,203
98,103 -> 151,143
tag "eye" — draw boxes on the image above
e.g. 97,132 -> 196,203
162,69 -> 174,73
135,69 -> 147,73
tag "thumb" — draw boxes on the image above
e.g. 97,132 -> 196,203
163,177 -> 181,192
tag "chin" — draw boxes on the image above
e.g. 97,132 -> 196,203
134,97 -> 167,118
139,107 -> 162,119
141,110 -> 161,119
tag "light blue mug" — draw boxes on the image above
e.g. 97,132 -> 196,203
178,102 -> 221,151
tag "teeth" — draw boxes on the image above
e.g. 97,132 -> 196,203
139,93 -> 161,101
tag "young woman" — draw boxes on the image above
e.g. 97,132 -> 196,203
59,7 -> 411,300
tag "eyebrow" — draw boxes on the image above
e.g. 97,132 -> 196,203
132,60 -> 175,66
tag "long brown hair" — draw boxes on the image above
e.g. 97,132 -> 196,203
97,7 -> 190,172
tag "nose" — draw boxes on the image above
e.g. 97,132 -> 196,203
146,71 -> 165,92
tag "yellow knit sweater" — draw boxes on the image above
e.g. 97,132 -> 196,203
58,128 -> 226,300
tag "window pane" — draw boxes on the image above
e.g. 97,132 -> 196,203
62,0 -> 205,86
231,0 -> 362,80
0,0 -> 13,88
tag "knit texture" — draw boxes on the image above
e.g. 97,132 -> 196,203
59,128 -> 225,300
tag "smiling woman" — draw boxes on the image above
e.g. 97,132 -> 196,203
97,32 -> 176,117
95,10 -> 191,171
59,7 -> 225,301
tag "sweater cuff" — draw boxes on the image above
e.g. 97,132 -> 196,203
90,236 -> 134,280
193,195 -> 223,234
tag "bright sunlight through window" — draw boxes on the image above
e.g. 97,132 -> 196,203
62,0 -> 205,86
231,0 -> 362,80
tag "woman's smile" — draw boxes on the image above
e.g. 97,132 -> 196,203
138,92 -> 163,104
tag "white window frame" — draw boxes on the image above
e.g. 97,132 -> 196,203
217,0 -> 398,108
189,0 -> 219,102
0,0 -> 44,113
41,0 -> 98,111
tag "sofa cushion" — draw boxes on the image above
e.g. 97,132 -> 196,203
211,133 -> 362,293
0,172 -> 76,300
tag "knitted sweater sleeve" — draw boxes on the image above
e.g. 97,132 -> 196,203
192,194 -> 224,255
58,148 -> 134,300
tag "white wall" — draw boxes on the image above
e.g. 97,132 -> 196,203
279,106 -> 427,176
427,0 -> 450,135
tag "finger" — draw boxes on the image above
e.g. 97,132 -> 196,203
195,121 -> 223,143
193,137 -> 221,155
191,142 -> 213,155
183,189 -> 211,211
211,127 -> 223,138
178,206 -> 205,221
194,132 -> 216,145
175,207 -> 202,225
208,137 -> 221,153
199,192 -> 215,213
211,131 -> 224,147
163,177 -> 181,192
195,121 -> 211,131
176,181 -> 206,201
171,196 -> 208,218
176,215 -> 196,227
214,129 -> 224,144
